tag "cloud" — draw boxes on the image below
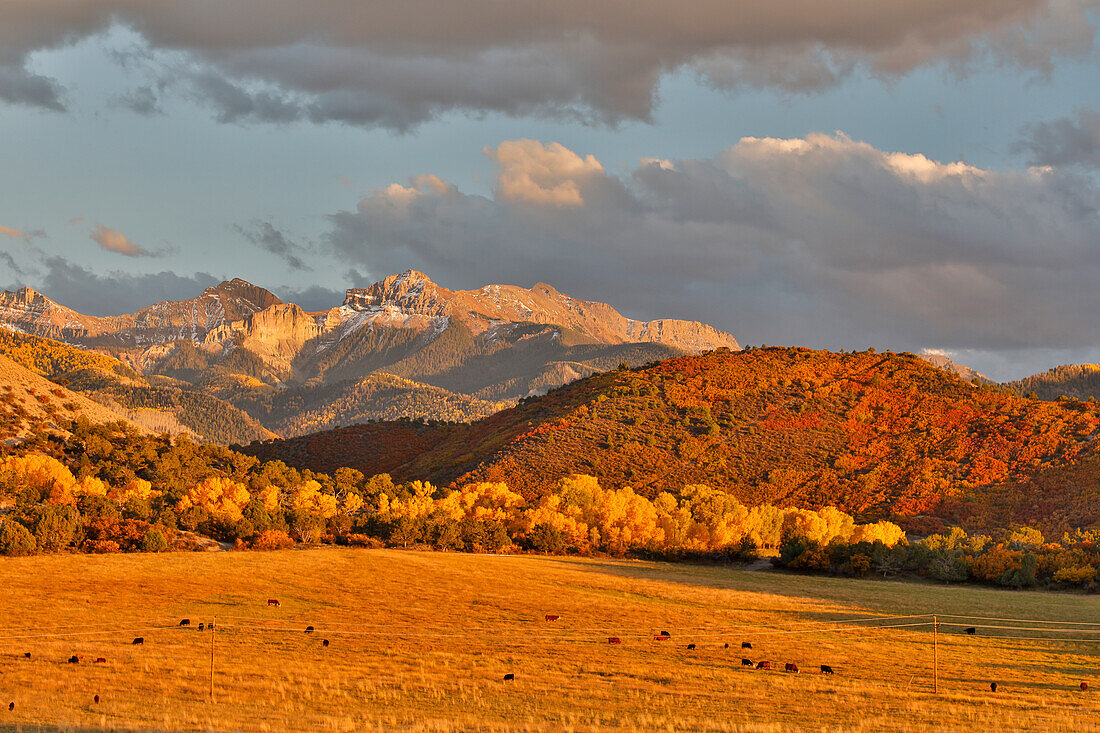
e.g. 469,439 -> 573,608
1,1 -> 1095,127
486,140 -> 607,207
114,84 -> 162,115
0,225 -> 45,242
275,284 -> 344,312
35,257 -> 219,316
326,134 -> 1100,365
1016,107 -> 1100,168
233,221 -> 312,270
90,223 -> 150,257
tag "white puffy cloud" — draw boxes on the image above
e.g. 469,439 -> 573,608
486,140 -> 607,207
1,0 -> 1095,126
326,134 -> 1100,363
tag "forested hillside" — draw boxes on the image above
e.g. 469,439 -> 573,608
0,331 -> 273,444
1005,364 -> 1100,402
244,347 -> 1100,534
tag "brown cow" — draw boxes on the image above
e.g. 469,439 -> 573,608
94,657 -> 106,664
741,658 -> 753,667
820,665 -> 835,675
785,663 -> 799,673
1081,682 -> 1088,692
654,635 -> 669,641
545,614 -> 560,622
608,637 -> 622,644
267,599 -> 281,607
756,661 -> 771,670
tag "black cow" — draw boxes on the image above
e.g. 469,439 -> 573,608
208,622 -> 215,630
503,673 -> 515,681
8,702 -> 13,712
323,639 -> 330,647
964,627 -> 976,635
179,619 -> 190,627
820,665 -> 835,675
741,641 -> 752,649
990,682 -> 998,693
199,623 -> 205,631
22,652 -> 30,659
741,658 -> 753,667
68,655 -> 79,664
1081,682 -> 1089,692
686,643 -> 696,650
305,626 -> 315,634
94,695 -> 100,704
724,643 -> 730,648
660,631 -> 671,638
132,637 -> 144,645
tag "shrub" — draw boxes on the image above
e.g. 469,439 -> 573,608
251,529 -> 294,551
0,520 -> 37,556
33,504 -> 80,552
525,522 -> 566,554
83,539 -> 121,554
140,527 -> 169,553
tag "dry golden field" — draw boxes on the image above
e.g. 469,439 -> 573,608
0,549 -> 1097,732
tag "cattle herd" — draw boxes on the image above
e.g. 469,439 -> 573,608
4,601 -> 1091,719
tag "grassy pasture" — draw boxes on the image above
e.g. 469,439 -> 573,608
0,549 -> 1097,731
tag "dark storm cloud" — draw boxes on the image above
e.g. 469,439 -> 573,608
325,135 -> 1100,355
2,0 -> 1095,126
233,221 -> 312,271
0,64 -> 65,111
275,285 -> 345,312
37,257 -> 218,315
1016,108 -> 1100,169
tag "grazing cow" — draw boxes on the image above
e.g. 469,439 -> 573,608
654,635 -> 669,641
8,702 -> 13,712
198,623 -> 205,631
305,626 -> 315,634
267,599 -> 281,607
964,627 -> 976,635
724,643 -> 730,649
68,655 -> 79,664
990,682 -> 998,693
687,643 -> 696,650
741,658 -> 753,667
820,665 -> 835,675
608,637 -> 622,644
23,652 -> 30,659
785,663 -> 799,673
94,695 -> 100,704
94,658 -> 106,664
132,637 -> 144,645
741,642 -> 752,649
208,622 -> 215,630
660,631 -> 671,638
1081,682 -> 1089,692
179,619 -> 190,627
503,673 -> 515,681
545,614 -> 560,622
323,639 -> 330,647
756,661 -> 771,670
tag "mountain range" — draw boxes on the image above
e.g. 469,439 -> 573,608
0,270 -> 738,441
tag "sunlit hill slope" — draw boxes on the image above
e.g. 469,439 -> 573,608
243,347 -> 1100,534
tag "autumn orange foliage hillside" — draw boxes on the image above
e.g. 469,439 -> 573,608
244,348 -> 1100,534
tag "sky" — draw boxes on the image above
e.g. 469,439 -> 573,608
2,1 -> 1100,381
